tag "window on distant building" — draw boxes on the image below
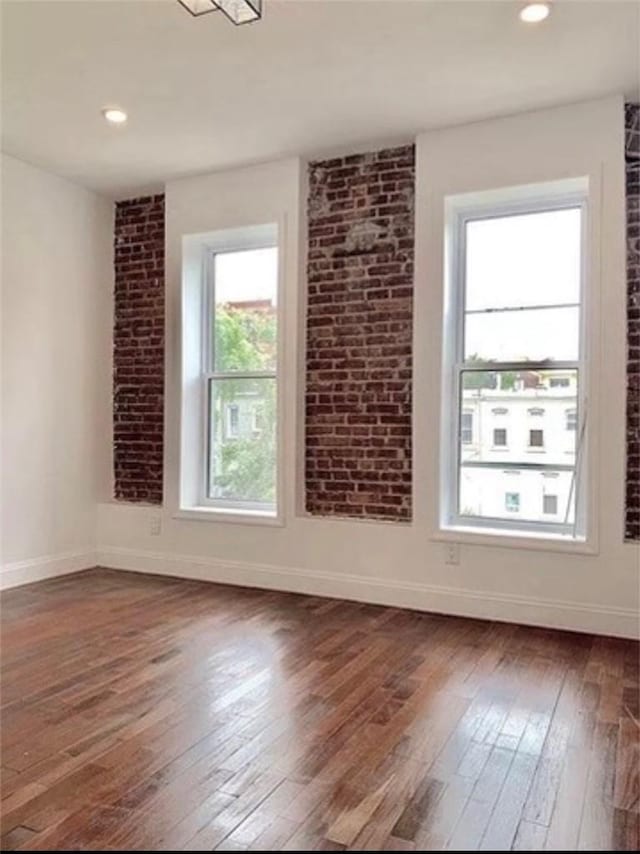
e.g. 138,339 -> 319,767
461,410 -> 473,444
442,185 -> 587,537
493,428 -> 507,447
505,492 -> 520,513
529,429 -> 544,448
252,404 -> 264,434
226,403 -> 240,439
543,494 -> 558,515
566,409 -> 577,431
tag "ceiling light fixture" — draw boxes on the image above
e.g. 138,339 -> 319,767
178,0 -> 262,25
102,107 -> 127,125
519,3 -> 551,23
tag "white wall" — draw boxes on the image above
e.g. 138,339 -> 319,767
91,97 -> 637,639
1,154 -> 113,587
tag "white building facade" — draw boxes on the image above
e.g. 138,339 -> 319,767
459,371 -> 578,526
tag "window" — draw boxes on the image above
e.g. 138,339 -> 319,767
505,492 -> 520,513
566,409 -> 577,431
529,429 -> 544,448
543,494 -> 558,515
461,410 -> 473,444
493,428 -> 507,447
252,404 -> 263,434
226,404 -> 239,439
443,188 -> 586,536
201,228 -> 279,515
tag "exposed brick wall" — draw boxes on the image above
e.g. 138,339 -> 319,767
626,103 -> 640,541
305,146 -> 414,521
113,194 -> 165,504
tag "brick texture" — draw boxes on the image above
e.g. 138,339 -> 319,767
113,194 -> 165,504
305,146 -> 414,521
626,103 -> 640,541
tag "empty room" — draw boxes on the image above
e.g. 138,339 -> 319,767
1,0 -> 639,850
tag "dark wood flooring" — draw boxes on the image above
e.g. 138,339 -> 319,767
0,568 -> 638,851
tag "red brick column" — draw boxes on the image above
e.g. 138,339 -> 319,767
113,194 -> 165,504
305,146 -> 414,521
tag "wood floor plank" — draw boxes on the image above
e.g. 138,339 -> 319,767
0,567 -> 637,851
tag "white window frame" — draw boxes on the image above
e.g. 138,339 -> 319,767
441,186 -> 589,541
178,222 -> 283,525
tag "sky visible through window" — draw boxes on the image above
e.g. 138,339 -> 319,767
464,207 -> 581,363
215,247 -> 278,306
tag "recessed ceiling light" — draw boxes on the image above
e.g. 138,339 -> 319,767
102,107 -> 127,125
520,3 -> 551,23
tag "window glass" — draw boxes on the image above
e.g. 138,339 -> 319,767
464,306 -> 579,363
213,248 -> 278,373
205,238 -> 278,513
529,429 -> 544,448
452,199 -> 583,534
208,377 -> 276,506
461,410 -> 473,444
493,428 -> 507,447
465,208 -> 581,312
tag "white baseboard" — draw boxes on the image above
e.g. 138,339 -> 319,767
0,550 -> 96,590
97,545 -> 639,639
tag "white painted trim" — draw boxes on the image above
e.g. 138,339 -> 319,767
96,546 -> 639,640
0,550 -> 96,590
173,508 -> 283,527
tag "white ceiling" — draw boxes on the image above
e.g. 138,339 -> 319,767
2,0 -> 638,199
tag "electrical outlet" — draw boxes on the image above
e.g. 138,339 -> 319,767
149,516 -> 161,536
444,543 -> 459,565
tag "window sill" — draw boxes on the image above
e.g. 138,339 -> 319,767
432,525 -> 597,555
174,507 -> 284,527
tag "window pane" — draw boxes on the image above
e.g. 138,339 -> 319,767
465,208 -> 581,312
493,428 -> 507,447
464,306 -> 579,363
213,247 -> 278,372
461,410 -> 473,444
208,377 -> 276,507
460,468 -> 575,524
459,369 -> 578,467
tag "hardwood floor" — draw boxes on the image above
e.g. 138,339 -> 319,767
0,568 -> 638,851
